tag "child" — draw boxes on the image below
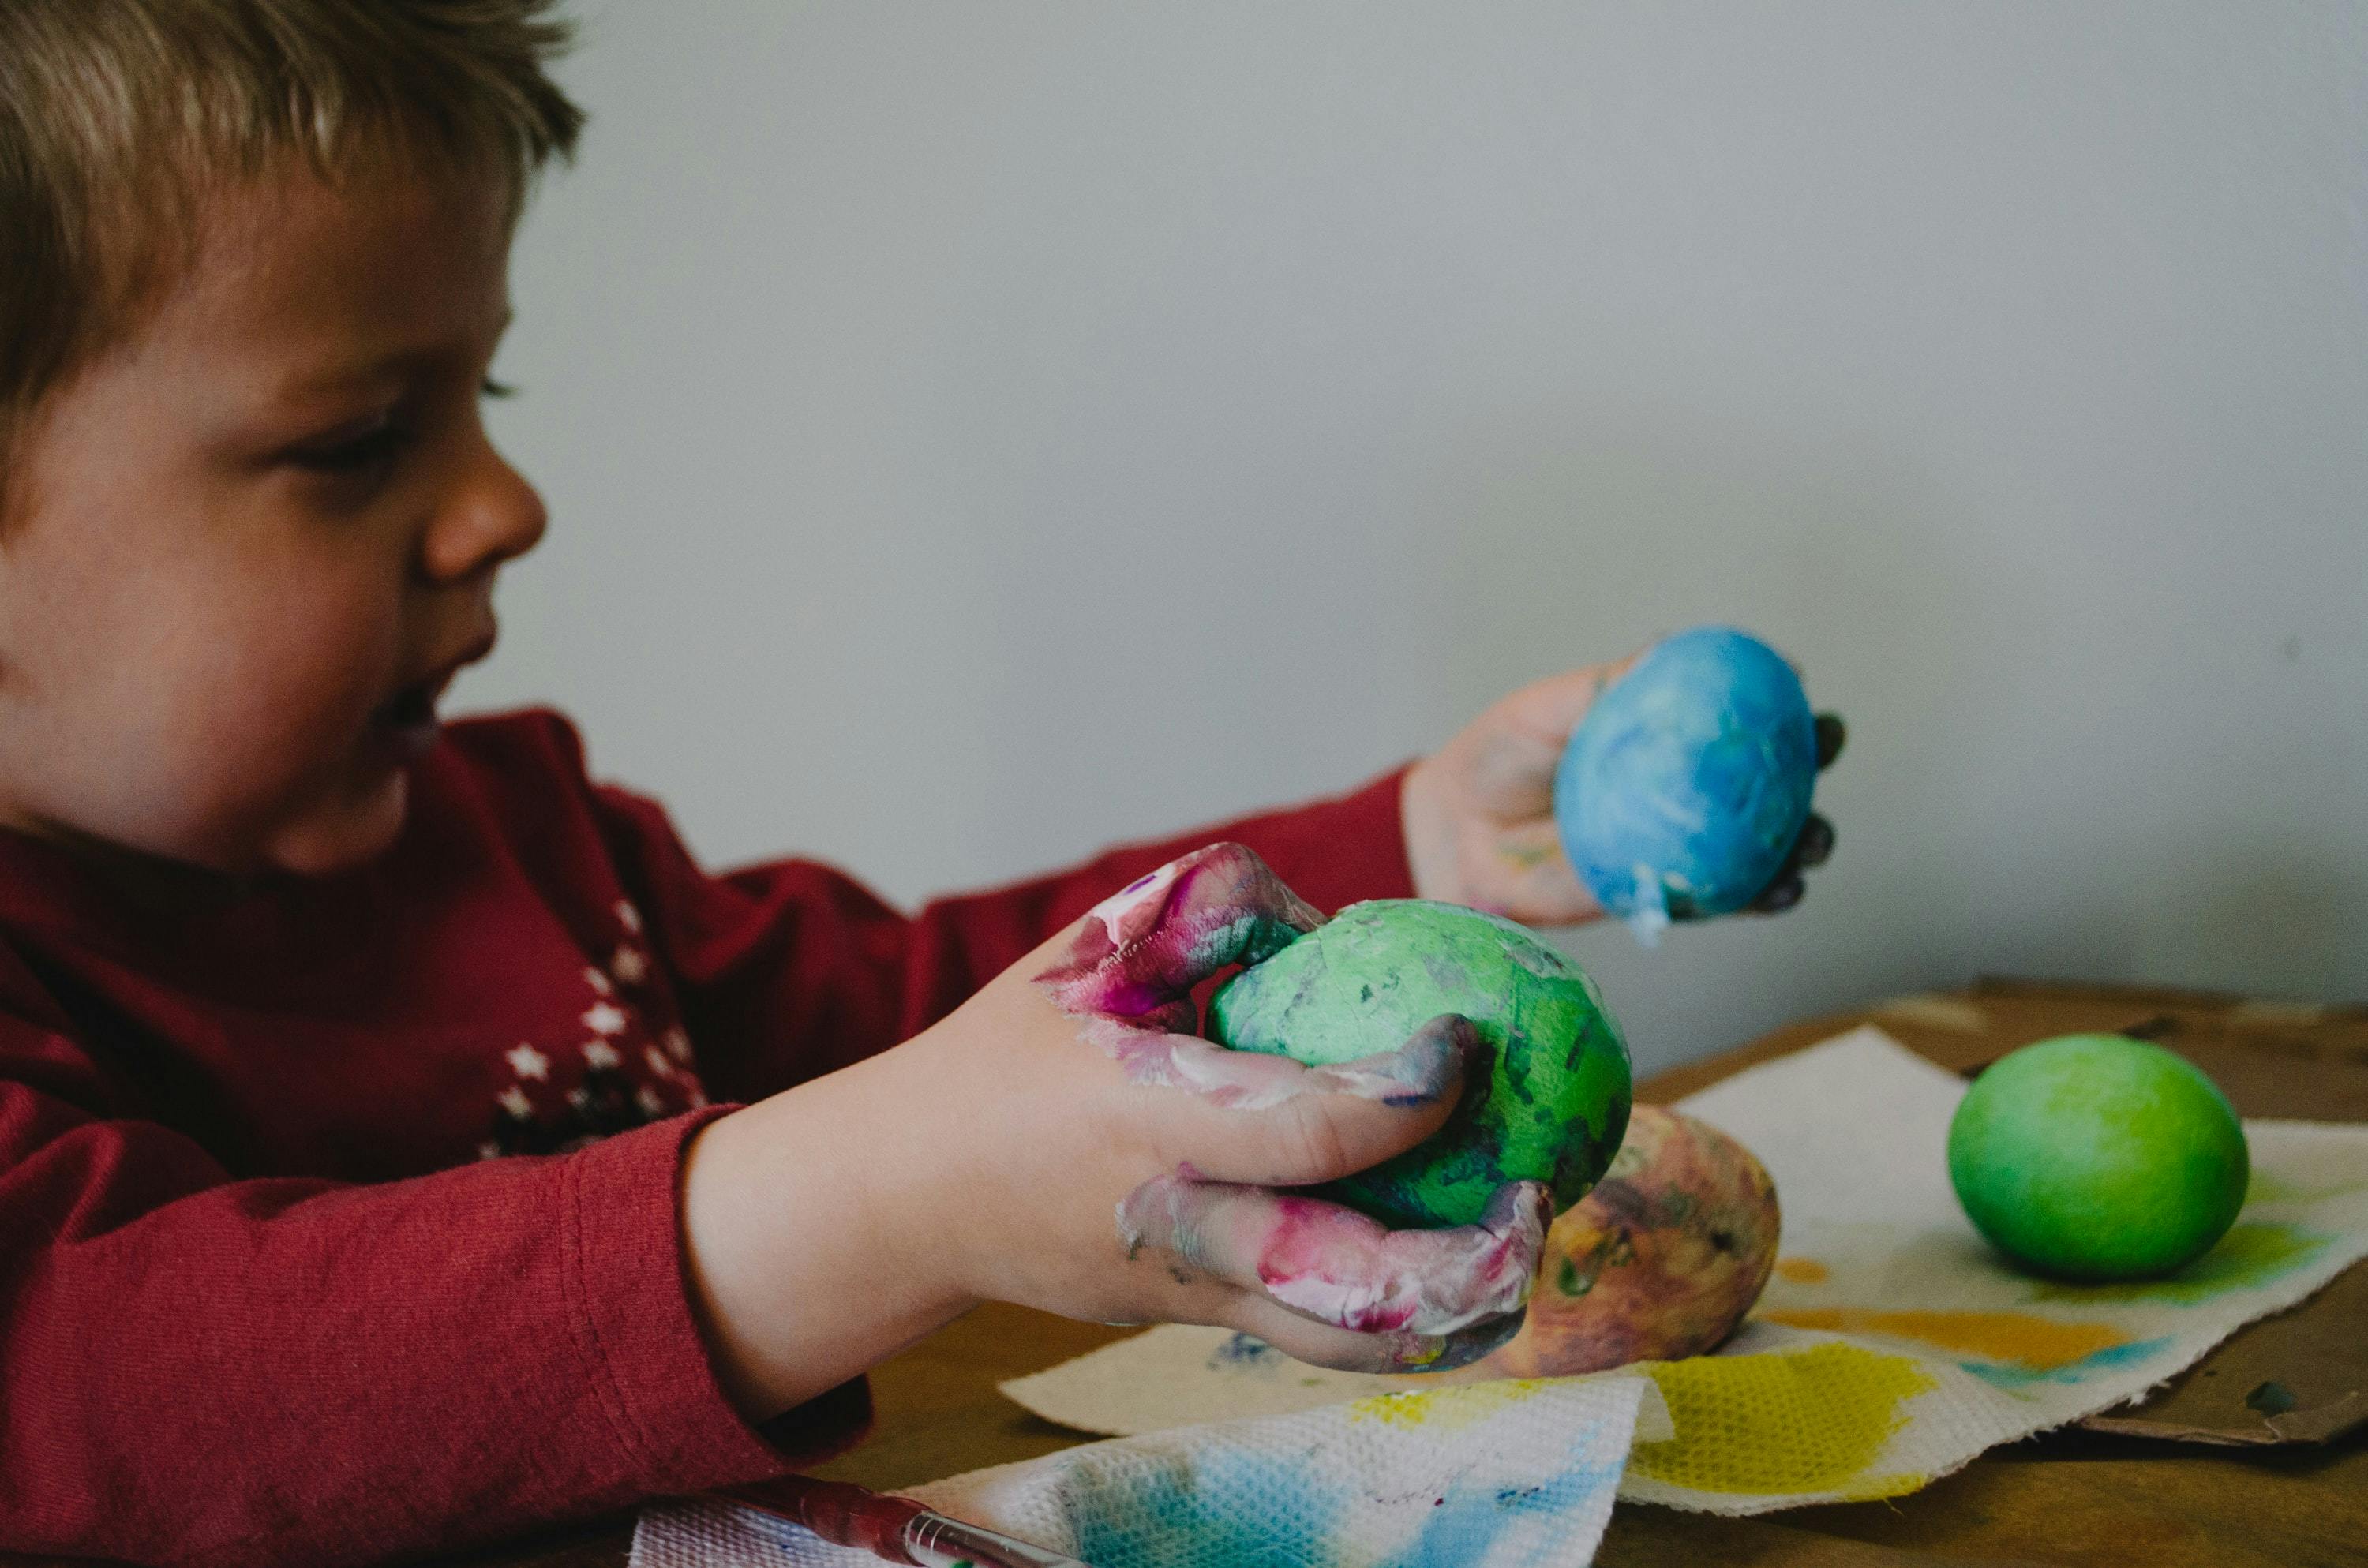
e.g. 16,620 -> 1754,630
0,5 -> 1837,1565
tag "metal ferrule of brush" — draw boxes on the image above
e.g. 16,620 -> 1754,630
902,1513 -> 1092,1568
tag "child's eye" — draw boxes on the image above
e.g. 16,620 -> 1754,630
288,419 -> 416,477
283,380 -> 510,486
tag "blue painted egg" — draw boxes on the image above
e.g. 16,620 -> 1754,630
1553,627 -> 1817,924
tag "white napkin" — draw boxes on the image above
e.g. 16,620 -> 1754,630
633,1375 -> 1649,1568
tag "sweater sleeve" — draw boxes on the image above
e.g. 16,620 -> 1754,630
590,765 -> 1418,1102
0,999 -> 854,1566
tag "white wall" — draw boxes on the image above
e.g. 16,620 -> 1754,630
467,2 -> 2368,1078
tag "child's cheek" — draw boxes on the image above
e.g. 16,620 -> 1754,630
161,578 -> 407,864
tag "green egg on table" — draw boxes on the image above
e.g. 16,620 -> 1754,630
1205,899 -> 1632,1229
1947,1033 -> 2250,1282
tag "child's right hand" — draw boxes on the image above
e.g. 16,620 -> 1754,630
682,844 -> 1550,1423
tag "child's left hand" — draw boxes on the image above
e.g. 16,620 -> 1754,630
1401,657 -> 1844,926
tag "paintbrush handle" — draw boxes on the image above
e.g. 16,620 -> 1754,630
901,1510 -> 1093,1568
715,1474 -> 1096,1568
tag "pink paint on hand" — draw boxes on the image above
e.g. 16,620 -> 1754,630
1039,845 -> 1466,1109
1035,844 -> 1322,1033
1053,848 -> 1531,1372
1117,1173 -> 1549,1338
1256,1181 -> 1552,1337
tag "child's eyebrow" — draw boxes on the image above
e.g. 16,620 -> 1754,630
275,309 -> 518,404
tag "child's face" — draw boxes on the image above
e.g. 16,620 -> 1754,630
0,162 -> 545,878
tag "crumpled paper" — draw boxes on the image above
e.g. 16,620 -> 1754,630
632,1375 -> 1650,1568
1002,1028 -> 2368,1514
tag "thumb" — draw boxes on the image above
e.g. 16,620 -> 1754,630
1131,1014 -> 1478,1188
1493,653 -> 1645,749
1453,655 -> 1647,822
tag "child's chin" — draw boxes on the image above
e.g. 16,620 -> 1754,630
260,772 -> 412,878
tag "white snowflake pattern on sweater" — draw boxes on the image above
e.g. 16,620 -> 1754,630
475,899 -> 706,1158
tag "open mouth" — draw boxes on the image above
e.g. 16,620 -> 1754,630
368,672 -> 451,763
371,631 -> 495,761
377,677 -> 443,733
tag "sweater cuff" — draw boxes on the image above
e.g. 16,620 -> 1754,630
561,1107 -> 872,1494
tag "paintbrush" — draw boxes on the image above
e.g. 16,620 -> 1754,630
717,1473 -> 1102,1568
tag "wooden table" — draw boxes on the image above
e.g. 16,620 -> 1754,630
52,980 -> 2368,1567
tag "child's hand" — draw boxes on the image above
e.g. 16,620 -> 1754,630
1402,657 -> 1845,925
682,844 -> 1549,1422
953,844 -> 1548,1364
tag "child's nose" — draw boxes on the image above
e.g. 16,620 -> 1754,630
422,444 -> 548,583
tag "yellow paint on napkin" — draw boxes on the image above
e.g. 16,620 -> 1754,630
1631,1343 -> 1933,1499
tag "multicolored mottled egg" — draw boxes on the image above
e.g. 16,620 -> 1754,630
1472,1104 -> 1780,1376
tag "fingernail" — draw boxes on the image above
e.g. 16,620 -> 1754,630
1389,1334 -> 1452,1370
1815,713 -> 1846,767
1326,1016 -> 1470,1106
1797,815 -> 1836,866
1454,1020 -> 1493,1082
1395,1018 -> 1470,1100
1231,1021 -> 1469,1110
1429,1312 -> 1526,1372
1482,1178 -> 1555,1234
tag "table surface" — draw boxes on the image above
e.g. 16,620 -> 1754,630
35,979 -> 2368,1568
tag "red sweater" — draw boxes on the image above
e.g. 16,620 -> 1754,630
0,709 -> 1415,1567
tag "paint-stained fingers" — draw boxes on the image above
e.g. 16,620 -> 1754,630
1113,1018 -> 1478,1179
1459,657 -> 1647,817
1118,1173 -> 1550,1338
1466,657 -> 1650,812
1814,713 -> 1846,770
1793,812 -> 1836,868
1033,843 -> 1323,1024
1477,821 -> 1600,926
1747,813 -> 1834,913
1111,1015 -> 1474,1180
1487,819 -> 1580,892
1493,655 -> 1647,748
1220,1291 -> 1527,1376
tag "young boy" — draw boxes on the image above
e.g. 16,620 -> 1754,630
0,5 -> 1836,1565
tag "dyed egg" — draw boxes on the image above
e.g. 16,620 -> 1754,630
1553,626 -> 1818,924
1949,1033 -> 2249,1282
1471,1106 -> 1780,1377
1206,899 -> 1632,1229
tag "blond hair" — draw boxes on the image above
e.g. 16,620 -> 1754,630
0,0 -> 584,507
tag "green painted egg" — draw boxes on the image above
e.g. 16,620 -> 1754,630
1947,1033 -> 2250,1282
1205,899 -> 1632,1229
